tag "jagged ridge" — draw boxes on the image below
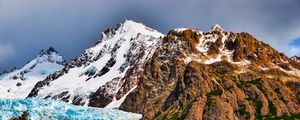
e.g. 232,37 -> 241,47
119,25 -> 300,119
0,47 -> 65,99
27,20 -> 164,108
12,21 -> 300,119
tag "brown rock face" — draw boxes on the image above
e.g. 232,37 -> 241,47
225,32 -> 290,69
120,28 -> 300,119
290,56 -> 300,70
10,111 -> 28,120
207,38 -> 222,57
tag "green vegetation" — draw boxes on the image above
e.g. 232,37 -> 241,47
264,113 -> 300,120
235,104 -> 251,119
239,78 -> 300,120
159,70 -> 300,120
246,97 -> 263,119
180,103 -> 193,119
257,101 -> 277,120
207,86 -> 223,97
169,103 -> 193,120
211,72 -> 300,120
263,101 -> 300,120
154,111 -> 162,118
214,72 -> 237,92
236,78 -> 263,88
170,112 -> 180,120
205,84 -> 224,109
268,102 -> 277,116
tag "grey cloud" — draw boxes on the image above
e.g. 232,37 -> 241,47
0,42 -> 15,64
0,0 -> 299,71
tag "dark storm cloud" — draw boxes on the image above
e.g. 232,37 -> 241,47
0,0 -> 299,71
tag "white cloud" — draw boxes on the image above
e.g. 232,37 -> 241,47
0,42 -> 15,63
288,45 -> 300,57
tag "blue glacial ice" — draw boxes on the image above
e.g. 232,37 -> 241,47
0,97 -> 142,120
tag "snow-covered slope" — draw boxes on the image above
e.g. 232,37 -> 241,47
0,97 -> 142,119
291,56 -> 300,63
28,20 -> 164,108
174,25 -> 240,64
173,25 -> 299,73
0,72 -> 8,80
0,47 -> 65,99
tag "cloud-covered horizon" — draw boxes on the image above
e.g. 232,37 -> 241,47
288,38 -> 300,56
0,0 -> 300,71
0,42 -> 15,64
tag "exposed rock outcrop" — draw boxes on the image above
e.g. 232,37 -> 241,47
23,21 -> 300,120
120,27 -> 300,119
10,111 -> 28,120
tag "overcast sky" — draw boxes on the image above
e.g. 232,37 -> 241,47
0,0 -> 300,71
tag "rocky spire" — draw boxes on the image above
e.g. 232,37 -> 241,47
210,24 -> 224,32
291,55 -> 300,62
37,47 -> 65,65
39,47 -> 58,56
46,47 -> 58,54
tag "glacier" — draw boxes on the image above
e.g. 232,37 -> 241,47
0,98 -> 142,120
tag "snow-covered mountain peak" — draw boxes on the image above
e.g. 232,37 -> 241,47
116,20 -> 160,36
1,47 -> 65,80
28,21 -> 164,108
99,20 -> 163,45
0,47 -> 65,98
39,47 -> 58,55
211,24 -> 224,32
101,27 -> 116,40
121,20 -> 158,34
36,47 -> 64,65
89,20 -> 164,58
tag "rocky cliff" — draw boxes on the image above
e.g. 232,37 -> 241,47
27,20 -> 164,108
21,21 -> 300,120
120,26 -> 300,119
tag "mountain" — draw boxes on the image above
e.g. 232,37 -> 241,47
290,56 -> 300,70
0,97 -> 141,119
119,25 -> 300,119
27,20 -> 164,108
0,47 -> 65,98
2,20 -> 300,119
